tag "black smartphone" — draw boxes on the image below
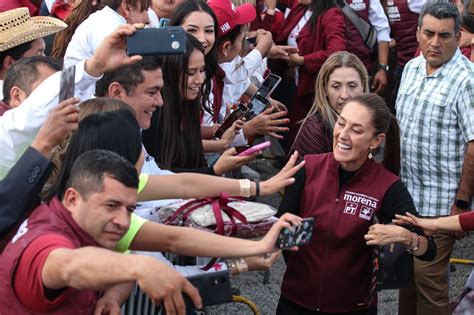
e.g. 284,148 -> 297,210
59,65 -> 75,102
182,271 -> 232,314
127,27 -> 186,56
248,93 -> 271,116
214,102 -> 249,138
251,73 -> 281,100
277,217 -> 314,249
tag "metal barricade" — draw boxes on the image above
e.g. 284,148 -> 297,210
121,284 -> 160,315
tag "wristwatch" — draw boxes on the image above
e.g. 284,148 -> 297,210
455,199 -> 471,210
377,64 -> 389,71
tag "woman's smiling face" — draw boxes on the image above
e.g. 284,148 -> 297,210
181,11 -> 216,55
333,101 -> 384,171
184,49 -> 206,101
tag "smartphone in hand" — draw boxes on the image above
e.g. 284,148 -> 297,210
214,102 -> 249,139
59,65 -> 75,102
247,93 -> 271,117
186,271 -> 232,313
127,27 -> 186,56
237,141 -> 271,157
251,73 -> 281,100
277,217 -> 314,249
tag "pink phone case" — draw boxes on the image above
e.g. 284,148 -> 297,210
237,141 -> 271,157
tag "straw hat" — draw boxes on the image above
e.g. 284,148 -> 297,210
0,7 -> 67,53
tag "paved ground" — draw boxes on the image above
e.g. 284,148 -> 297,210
206,157 -> 474,314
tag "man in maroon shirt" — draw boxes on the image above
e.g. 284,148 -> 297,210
0,150 -> 202,314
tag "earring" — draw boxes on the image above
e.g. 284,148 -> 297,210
368,149 -> 373,159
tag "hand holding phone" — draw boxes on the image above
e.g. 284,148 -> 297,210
182,271 -> 232,314
277,217 -> 314,249
214,102 -> 249,138
250,73 -> 281,100
237,141 -> 271,157
247,93 -> 272,118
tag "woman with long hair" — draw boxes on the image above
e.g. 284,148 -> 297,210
168,0 -> 219,117
143,33 -> 255,174
169,0 -> 289,146
292,52 -> 368,157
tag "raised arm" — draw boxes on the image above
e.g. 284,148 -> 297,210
138,150 -> 304,201
0,24 -> 143,179
129,213 -> 302,257
0,99 -> 79,238
393,212 -> 463,236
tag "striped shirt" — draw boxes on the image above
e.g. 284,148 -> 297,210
396,49 -> 474,217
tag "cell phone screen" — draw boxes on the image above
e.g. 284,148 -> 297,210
256,74 -> 281,99
250,94 -> 271,114
59,66 -> 75,102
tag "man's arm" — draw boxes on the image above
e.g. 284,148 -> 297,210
0,24 -> 143,179
0,99 -> 79,239
372,41 -> 389,93
42,246 -> 202,313
368,0 -> 391,93
0,147 -> 52,240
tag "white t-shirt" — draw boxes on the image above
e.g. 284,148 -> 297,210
64,6 -> 126,68
220,49 -> 264,109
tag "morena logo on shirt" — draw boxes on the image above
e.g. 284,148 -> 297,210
342,191 -> 378,221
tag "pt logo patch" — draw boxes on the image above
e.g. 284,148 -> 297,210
344,202 -> 358,215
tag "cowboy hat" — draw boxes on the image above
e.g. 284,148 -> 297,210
0,7 -> 67,53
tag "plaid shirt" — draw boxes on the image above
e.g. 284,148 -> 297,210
396,49 -> 474,217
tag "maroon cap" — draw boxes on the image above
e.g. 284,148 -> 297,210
208,0 -> 256,37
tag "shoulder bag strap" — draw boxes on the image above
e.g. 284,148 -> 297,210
334,0 -> 377,49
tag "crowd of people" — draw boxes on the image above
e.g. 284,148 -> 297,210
0,0 -> 472,314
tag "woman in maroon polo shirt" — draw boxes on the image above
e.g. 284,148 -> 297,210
273,0 -> 346,148
277,93 -> 436,314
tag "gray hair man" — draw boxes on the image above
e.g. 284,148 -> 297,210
396,2 -> 474,314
